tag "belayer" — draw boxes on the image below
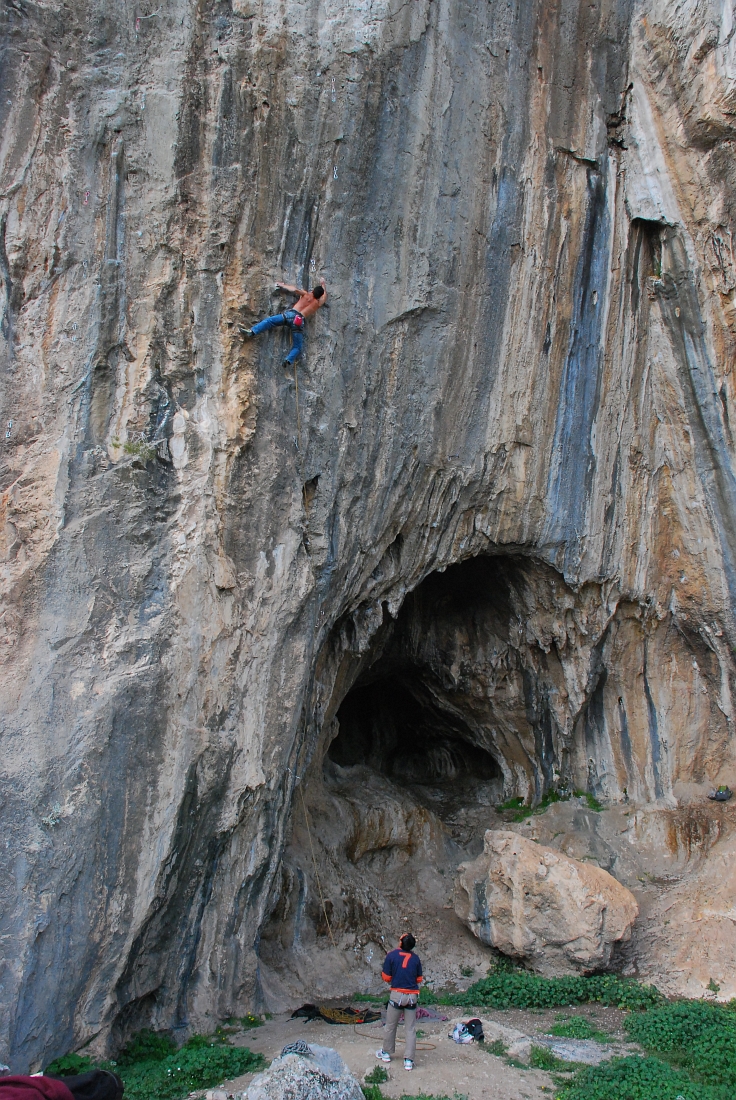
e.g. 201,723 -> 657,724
240,278 -> 327,366
375,933 -> 423,1072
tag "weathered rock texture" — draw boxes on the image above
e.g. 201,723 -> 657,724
3,0 -> 736,1073
245,1046 -> 362,1100
455,830 -> 639,975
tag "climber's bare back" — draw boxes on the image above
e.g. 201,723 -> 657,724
276,279 -> 327,319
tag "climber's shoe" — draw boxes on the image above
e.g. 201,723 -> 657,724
239,325 -> 254,337
283,358 -> 292,369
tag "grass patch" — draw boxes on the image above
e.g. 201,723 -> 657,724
46,1030 -> 265,1100
424,965 -> 662,1011
365,1065 -> 389,1084
548,1014 -> 610,1041
495,789 -> 603,821
480,1038 -> 508,1057
354,992 -> 383,1002
530,1045 -> 569,1071
495,796 -> 525,813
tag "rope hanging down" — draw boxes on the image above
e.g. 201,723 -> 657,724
299,786 -> 337,949
294,361 -> 301,450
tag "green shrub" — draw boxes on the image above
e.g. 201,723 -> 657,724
47,1034 -> 264,1100
625,1000 -> 736,1086
495,789 -> 603,821
444,969 -> 661,1011
549,1015 -> 609,1041
558,1055 -> 729,1100
361,1091 -> 453,1100
117,1029 -> 176,1066
481,1038 -> 508,1057
120,1037 -> 265,1100
495,796 -> 525,813
44,1052 -> 95,1076
365,1065 -> 389,1084
530,1045 -> 567,1070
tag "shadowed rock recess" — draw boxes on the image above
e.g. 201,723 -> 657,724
3,0 -> 736,1072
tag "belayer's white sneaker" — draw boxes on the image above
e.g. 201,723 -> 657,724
375,1049 -> 391,1062
404,1059 -> 414,1071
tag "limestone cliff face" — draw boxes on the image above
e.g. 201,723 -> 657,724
2,0 -> 736,1072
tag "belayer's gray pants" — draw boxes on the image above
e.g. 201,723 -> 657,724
384,1002 -> 417,1060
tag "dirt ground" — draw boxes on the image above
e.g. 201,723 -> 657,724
207,1002 -> 632,1099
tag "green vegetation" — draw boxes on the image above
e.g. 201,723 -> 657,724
424,966 -> 662,1011
495,789 -> 603,821
624,1001 -> 736,1087
365,1065 -> 389,1084
558,1055 -> 730,1100
362,1092 -> 456,1100
549,1014 -> 610,1042
481,1038 -> 508,1057
237,1014 -> 264,1030
46,1030 -> 265,1100
45,1052 -> 95,1076
557,999 -> 736,1098
495,796 -> 525,813
530,1046 -> 570,1071
354,992 -> 384,1002
117,1029 -> 176,1064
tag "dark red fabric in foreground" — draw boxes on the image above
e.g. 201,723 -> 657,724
0,1077 -> 74,1100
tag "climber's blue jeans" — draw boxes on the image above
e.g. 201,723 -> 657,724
252,311 -> 304,363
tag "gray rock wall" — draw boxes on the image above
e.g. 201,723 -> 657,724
1,0 -> 736,1071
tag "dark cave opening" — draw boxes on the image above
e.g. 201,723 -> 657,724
329,675 -> 501,791
321,552 -> 586,843
323,556 -> 541,830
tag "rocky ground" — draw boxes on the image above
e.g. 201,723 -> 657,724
188,1001 -> 646,1099
198,1011 -> 557,1100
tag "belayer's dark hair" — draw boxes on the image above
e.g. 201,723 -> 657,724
312,285 -> 325,298
400,933 -> 416,952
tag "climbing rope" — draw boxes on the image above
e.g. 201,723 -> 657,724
299,786 -> 337,949
352,1025 -> 436,1050
294,361 -> 301,450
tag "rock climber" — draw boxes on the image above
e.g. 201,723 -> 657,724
375,933 -> 423,1072
240,279 -> 327,367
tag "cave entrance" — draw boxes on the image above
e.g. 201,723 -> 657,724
322,554 -> 555,845
328,672 -> 503,829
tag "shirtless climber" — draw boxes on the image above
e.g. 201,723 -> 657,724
240,278 -> 327,367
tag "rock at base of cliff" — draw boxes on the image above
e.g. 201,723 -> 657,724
454,829 -> 639,975
245,1044 -> 363,1100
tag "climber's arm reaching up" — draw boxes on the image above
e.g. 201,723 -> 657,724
276,281 -> 308,296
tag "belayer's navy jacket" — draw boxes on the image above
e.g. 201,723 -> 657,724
381,947 -> 423,993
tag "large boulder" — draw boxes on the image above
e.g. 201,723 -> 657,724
245,1044 -> 363,1100
454,830 -> 639,975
